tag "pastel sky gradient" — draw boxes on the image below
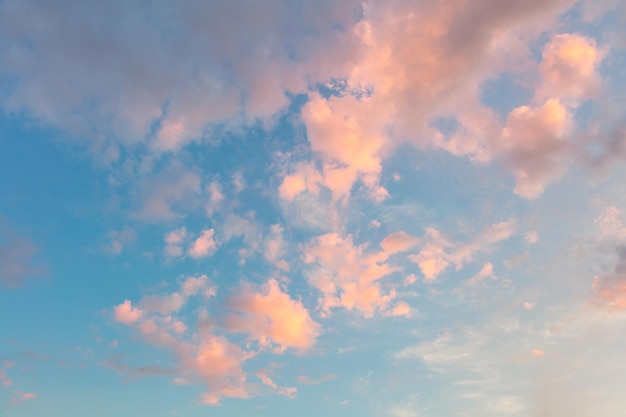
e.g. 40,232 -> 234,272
1,1 -> 626,416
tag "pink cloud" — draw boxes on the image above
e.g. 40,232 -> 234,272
385,301 -> 413,318
164,227 -> 188,257
538,33 -> 604,103
279,163 -> 322,201
11,391 -> 36,404
188,229 -> 217,259
591,246 -> 626,311
380,231 -> 421,255
303,233 -> 399,317
409,221 -> 515,281
226,279 -> 321,353
113,300 -> 143,324
467,262 -> 497,285
0,369 -> 12,387
498,99 -> 572,198
113,295 -> 253,404
256,369 -> 297,398
301,93 -> 388,201
181,275 -> 215,298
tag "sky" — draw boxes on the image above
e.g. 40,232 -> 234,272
0,0 -> 626,416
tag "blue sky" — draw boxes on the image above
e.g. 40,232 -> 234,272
1,1 -> 626,416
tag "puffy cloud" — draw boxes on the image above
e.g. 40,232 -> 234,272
193,334 -> 251,405
380,231 -> 421,255
112,284 -> 253,404
181,275 -> 215,298
188,229 -> 217,259
303,233 -> 399,317
301,92 -> 389,201
498,99 -> 572,198
226,279 -> 321,353
489,33 -> 605,198
0,219 -> 45,288
290,0 -> 578,202
538,33 -> 603,103
113,300 -> 143,324
279,163 -> 323,201
164,227 -> 188,258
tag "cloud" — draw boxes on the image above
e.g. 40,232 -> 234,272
113,300 -> 143,324
385,301 -> 413,318
256,369 -> 297,398
164,227 -> 189,258
380,231 -> 421,255
290,0 -> 579,202
303,233 -> 399,317
467,262 -> 497,285
188,229 -> 218,259
278,163 -> 323,201
498,99 -> 573,198
205,180 -> 225,216
0,369 -> 12,387
591,246 -> 626,311
10,391 -> 36,404
409,221 -> 515,281
102,226 -> 136,255
296,373 -> 337,385
132,163 -> 202,222
226,279 -> 321,353
112,285 -> 253,404
0,219 -> 45,288
538,33 -> 604,103
0,0 -> 363,155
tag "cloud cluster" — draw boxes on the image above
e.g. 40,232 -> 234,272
164,227 -> 217,260
112,275 -> 319,404
0,0 -> 362,154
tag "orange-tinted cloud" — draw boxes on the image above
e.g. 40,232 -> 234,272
279,163 -> 323,201
498,99 -> 572,198
409,221 -> 515,281
113,300 -> 143,324
304,233 -> 398,317
538,33 -> 603,103
380,231 -> 421,255
188,229 -> 217,259
226,279 -> 321,353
